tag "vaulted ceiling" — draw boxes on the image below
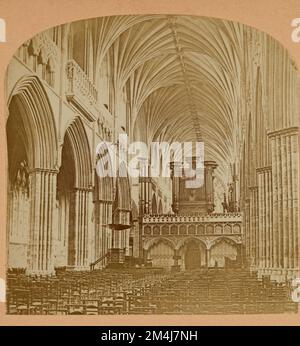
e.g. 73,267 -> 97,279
65,14 -> 296,199
88,15 -> 246,190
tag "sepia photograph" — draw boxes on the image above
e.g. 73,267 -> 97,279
4,13 -> 299,316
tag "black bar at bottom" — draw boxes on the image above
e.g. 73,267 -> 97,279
0,326 -> 297,344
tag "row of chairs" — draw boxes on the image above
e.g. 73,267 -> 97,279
6,268 -> 170,315
6,267 -> 298,315
136,268 -> 297,314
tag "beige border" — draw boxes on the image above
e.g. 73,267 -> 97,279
0,0 -> 300,326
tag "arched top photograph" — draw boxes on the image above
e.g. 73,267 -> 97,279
4,13 -> 299,317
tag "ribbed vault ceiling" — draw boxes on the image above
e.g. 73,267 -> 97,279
89,15 -> 251,190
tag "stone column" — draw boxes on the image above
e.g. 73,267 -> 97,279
145,177 -> 151,214
206,248 -> 211,267
276,135 -> 283,270
94,200 -> 112,266
125,229 -> 130,256
281,135 -> 288,270
249,186 -> 258,269
270,134 -> 279,274
290,131 -> 299,276
254,187 -> 259,268
143,248 -> 149,266
266,168 -> 272,271
244,198 -> 251,260
249,188 -> 255,268
205,248 -> 208,267
268,127 -> 299,281
170,162 -> 180,214
139,160 -> 149,214
236,243 -> 243,266
257,170 -> 264,269
139,176 -> 145,214
132,219 -> 140,259
257,166 -> 272,274
73,187 -> 92,268
28,168 -> 58,275
204,161 -> 218,213
87,187 -> 94,266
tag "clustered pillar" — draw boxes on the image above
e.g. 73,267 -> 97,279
94,200 -> 113,268
27,168 -> 58,275
247,127 -> 299,282
72,187 -> 92,268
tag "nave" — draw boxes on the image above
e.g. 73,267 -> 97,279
5,14 -> 299,315
6,268 -> 297,315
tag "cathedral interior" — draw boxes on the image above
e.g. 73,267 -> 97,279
5,15 -> 299,314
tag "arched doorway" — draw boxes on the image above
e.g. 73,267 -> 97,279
184,241 -> 202,270
178,238 -> 207,270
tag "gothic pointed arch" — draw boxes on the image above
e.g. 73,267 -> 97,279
62,116 -> 92,188
210,236 -> 241,248
144,236 -> 176,251
176,236 -> 207,251
56,116 -> 93,267
6,75 -> 58,274
7,75 -> 57,170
